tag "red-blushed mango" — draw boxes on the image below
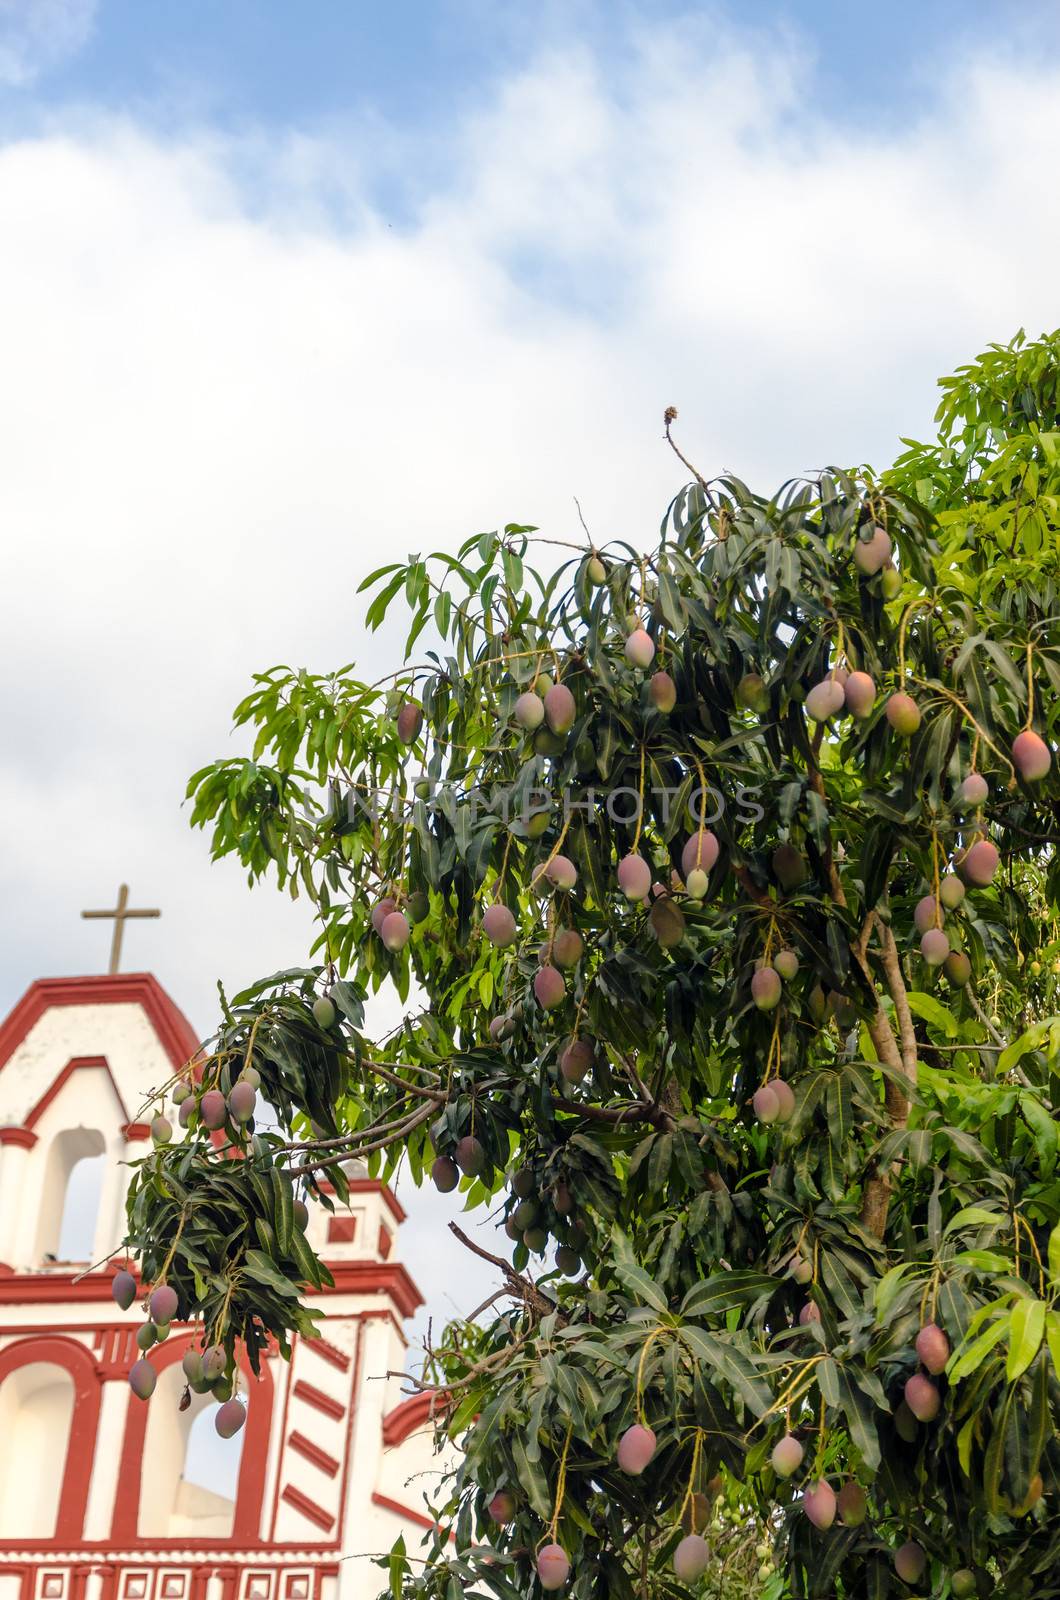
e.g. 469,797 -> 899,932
546,855 -> 578,891
681,830 -> 719,878
771,1079 -> 796,1121
370,896 -> 397,934
920,928 -> 950,966
202,1345 -> 226,1381
886,692 -> 922,735
1012,728 -> 1051,781
915,1323 -> 950,1374
482,904 -> 518,948
802,1480 -> 836,1530
616,1423 -> 657,1475
489,1014 -> 515,1042
455,1136 -> 486,1176
939,873 -> 965,909
751,967 -> 782,1011
555,1245 -> 580,1275
944,951 -> 971,987
534,965 -> 566,1009
672,1535 -> 710,1582
396,702 -> 423,745
854,525 -> 892,575
959,771 -> 988,807
753,1085 -> 780,1124
805,678 -> 845,721
200,1089 -> 227,1130
770,1433 -> 804,1477
544,683 -> 576,735
228,1081 -> 256,1123
215,1397 -> 247,1438
149,1284 -> 178,1325
624,628 -> 655,669
904,1373 -> 940,1421
513,691 -> 545,731
128,1358 -> 157,1400
894,1542 -> 926,1584
552,928 -> 584,968
536,1544 -> 570,1591
799,1301 -> 821,1326
559,1038 -> 593,1084
960,839 -> 999,886
914,894 -> 943,933
649,671 -> 676,712
487,1490 -> 516,1524
112,1269 -> 136,1311
381,910 -> 410,951
844,670 -> 876,718
837,1480 -> 867,1526
431,1156 -> 458,1193
617,853 -> 652,901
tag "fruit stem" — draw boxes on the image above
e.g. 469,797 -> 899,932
530,811 -> 574,891
1024,640 -> 1035,730
631,743 -> 647,852
897,599 -> 933,683
931,832 -> 942,927
634,1328 -> 668,1425
910,677 -> 1015,782
546,1423 -> 574,1541
678,1429 -> 705,1525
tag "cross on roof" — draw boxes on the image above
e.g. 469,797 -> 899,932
81,884 -> 161,974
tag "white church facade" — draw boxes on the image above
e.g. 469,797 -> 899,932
0,972 -> 450,1600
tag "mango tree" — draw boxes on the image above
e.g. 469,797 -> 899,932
119,333 -> 1060,1598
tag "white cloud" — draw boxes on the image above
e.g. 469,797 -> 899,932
2,17 -> 1060,1335
0,0 -> 97,87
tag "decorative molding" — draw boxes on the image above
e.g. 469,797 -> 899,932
290,1381 -> 344,1423
370,1492 -> 441,1535
278,1488 -> 334,1536
0,974 -> 201,1078
286,1434 -> 340,1479
301,1337 -> 349,1374
320,1261 -> 422,1319
381,1391 -> 448,1448
0,1128 -> 37,1150
24,1058 -> 129,1130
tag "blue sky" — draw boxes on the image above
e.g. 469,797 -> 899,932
3,0 -> 1060,1387
9,1 -> 1060,150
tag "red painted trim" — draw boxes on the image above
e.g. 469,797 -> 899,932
25,1058 -> 130,1129
0,1128 -> 37,1149
382,1391 -> 448,1448
377,1225 -> 392,1261
332,1319 -> 363,1546
122,1123 -> 152,1142
279,1486 -> 334,1535
0,975 -> 201,1077
0,1335 -> 103,1542
287,1432 -> 340,1478
318,1178 -> 406,1225
0,1260 -> 422,1314
110,1334 -> 274,1544
371,1492 -> 442,1534
291,1380 -> 344,1422
325,1217 -> 356,1246
303,1336 -> 350,1373
321,1261 -> 422,1318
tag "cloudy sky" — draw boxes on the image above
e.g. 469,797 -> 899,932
3,0 -> 1060,1348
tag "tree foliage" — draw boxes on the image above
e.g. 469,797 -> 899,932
121,331 -> 1060,1598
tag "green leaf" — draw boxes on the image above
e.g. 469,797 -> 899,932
678,1325 -> 771,1417
1006,1297 -> 1045,1382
